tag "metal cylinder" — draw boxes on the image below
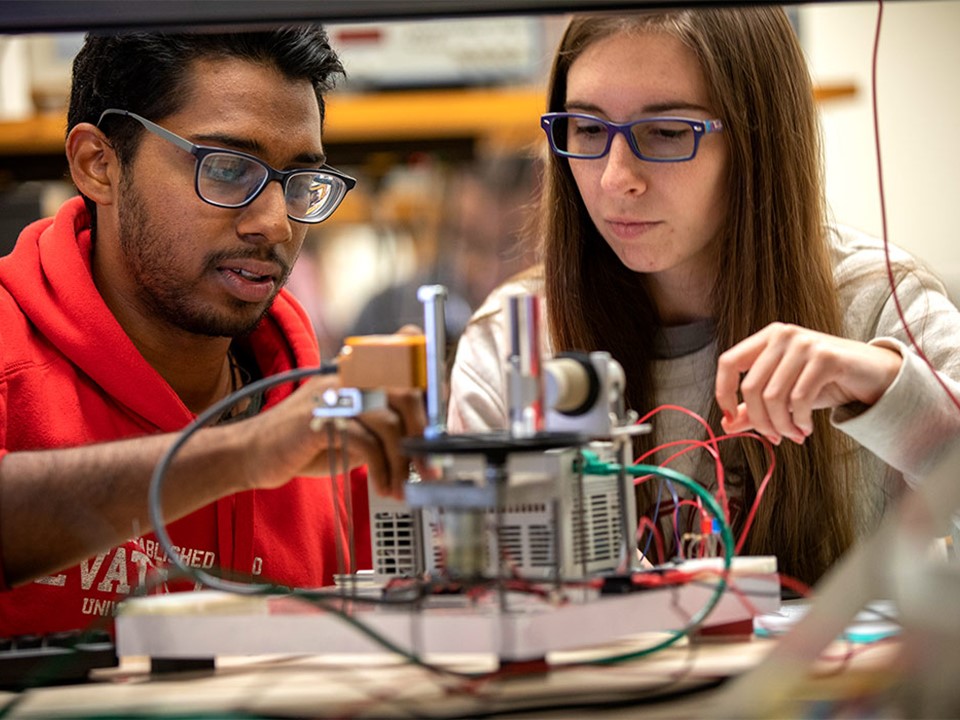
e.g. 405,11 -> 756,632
505,293 -> 543,438
417,284 -> 447,439
442,509 -> 487,579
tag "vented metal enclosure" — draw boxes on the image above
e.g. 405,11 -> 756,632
368,447 -> 629,580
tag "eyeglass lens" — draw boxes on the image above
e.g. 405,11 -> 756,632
198,152 -> 344,222
551,116 -> 698,160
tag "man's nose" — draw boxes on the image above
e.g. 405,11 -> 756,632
237,180 -> 294,246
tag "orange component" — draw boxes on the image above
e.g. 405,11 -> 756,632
337,334 -> 428,390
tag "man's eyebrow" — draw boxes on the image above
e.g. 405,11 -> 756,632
565,100 -> 712,116
193,132 -> 327,166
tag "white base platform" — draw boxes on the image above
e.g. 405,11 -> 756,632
116,557 -> 779,662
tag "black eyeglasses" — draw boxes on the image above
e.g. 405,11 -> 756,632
541,112 -> 724,163
97,109 -> 356,224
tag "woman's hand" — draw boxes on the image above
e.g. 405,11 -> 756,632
715,323 -> 903,444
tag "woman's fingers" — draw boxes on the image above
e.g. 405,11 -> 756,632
717,323 -> 903,445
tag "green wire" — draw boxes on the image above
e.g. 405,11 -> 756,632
150,422 -> 737,674
245,453 -> 737,673
570,452 -> 735,665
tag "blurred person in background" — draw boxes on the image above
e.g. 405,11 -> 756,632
348,153 -> 538,346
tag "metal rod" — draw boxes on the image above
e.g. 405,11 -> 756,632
505,293 -> 543,438
616,435 -> 636,573
339,419 -> 358,597
417,284 -> 447,439
326,422 -> 347,586
488,460 -> 509,614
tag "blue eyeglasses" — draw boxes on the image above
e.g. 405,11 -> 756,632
541,112 -> 724,162
97,108 -> 356,224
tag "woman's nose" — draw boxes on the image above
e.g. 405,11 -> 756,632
600,132 -> 649,195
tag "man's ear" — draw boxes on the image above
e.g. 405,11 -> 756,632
65,123 -> 120,207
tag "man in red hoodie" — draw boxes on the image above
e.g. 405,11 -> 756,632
0,28 -> 426,635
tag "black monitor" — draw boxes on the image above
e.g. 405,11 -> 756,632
0,0 -> 790,34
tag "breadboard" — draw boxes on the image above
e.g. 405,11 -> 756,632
116,557 -> 779,663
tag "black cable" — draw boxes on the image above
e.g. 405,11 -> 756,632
146,363 -> 503,680
148,364 -> 336,596
146,365 -> 747,683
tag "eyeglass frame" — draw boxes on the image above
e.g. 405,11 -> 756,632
540,112 -> 725,163
96,108 -> 357,224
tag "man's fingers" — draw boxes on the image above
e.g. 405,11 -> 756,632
387,388 -> 427,439
293,376 -> 432,498
354,410 -> 409,499
318,416 -> 395,495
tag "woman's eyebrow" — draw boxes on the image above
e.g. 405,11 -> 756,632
565,99 -> 712,115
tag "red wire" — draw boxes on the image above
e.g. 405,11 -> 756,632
726,431 -> 777,554
777,571 -> 814,598
631,415 -> 777,555
635,437 -> 723,552
632,473 -> 658,487
637,405 -> 731,520
636,438 -> 724,499
871,0 -> 960,413
675,498 -> 705,515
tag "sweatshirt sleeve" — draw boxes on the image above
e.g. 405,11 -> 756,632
832,264 -> 960,485
448,308 -> 509,433
0,448 -> 8,592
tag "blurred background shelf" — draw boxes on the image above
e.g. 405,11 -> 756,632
0,79 -> 860,357
0,2 -> 957,365
0,83 -> 856,162
0,86 -> 546,156
326,85 -> 545,148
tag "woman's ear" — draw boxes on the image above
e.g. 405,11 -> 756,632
65,123 -> 120,208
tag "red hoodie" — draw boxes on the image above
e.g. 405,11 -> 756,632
0,196 -> 370,636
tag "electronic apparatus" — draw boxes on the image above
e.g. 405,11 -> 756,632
4,1 -> 956,712
117,285 -> 780,669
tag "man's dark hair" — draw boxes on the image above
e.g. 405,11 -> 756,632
68,27 -> 345,222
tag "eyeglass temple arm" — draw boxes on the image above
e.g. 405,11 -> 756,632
703,119 -> 724,134
97,108 -> 196,154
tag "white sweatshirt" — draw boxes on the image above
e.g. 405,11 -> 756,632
448,225 -> 960,539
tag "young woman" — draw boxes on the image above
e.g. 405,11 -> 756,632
447,7 -> 960,585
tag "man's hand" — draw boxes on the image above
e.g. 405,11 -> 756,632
716,323 -> 902,445
238,373 -> 426,499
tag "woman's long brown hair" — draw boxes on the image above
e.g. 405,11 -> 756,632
539,7 -> 856,584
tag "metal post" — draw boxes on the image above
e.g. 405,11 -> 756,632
505,293 -> 543,438
417,284 -> 447,439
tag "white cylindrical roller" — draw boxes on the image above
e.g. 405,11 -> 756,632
544,357 -> 593,414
